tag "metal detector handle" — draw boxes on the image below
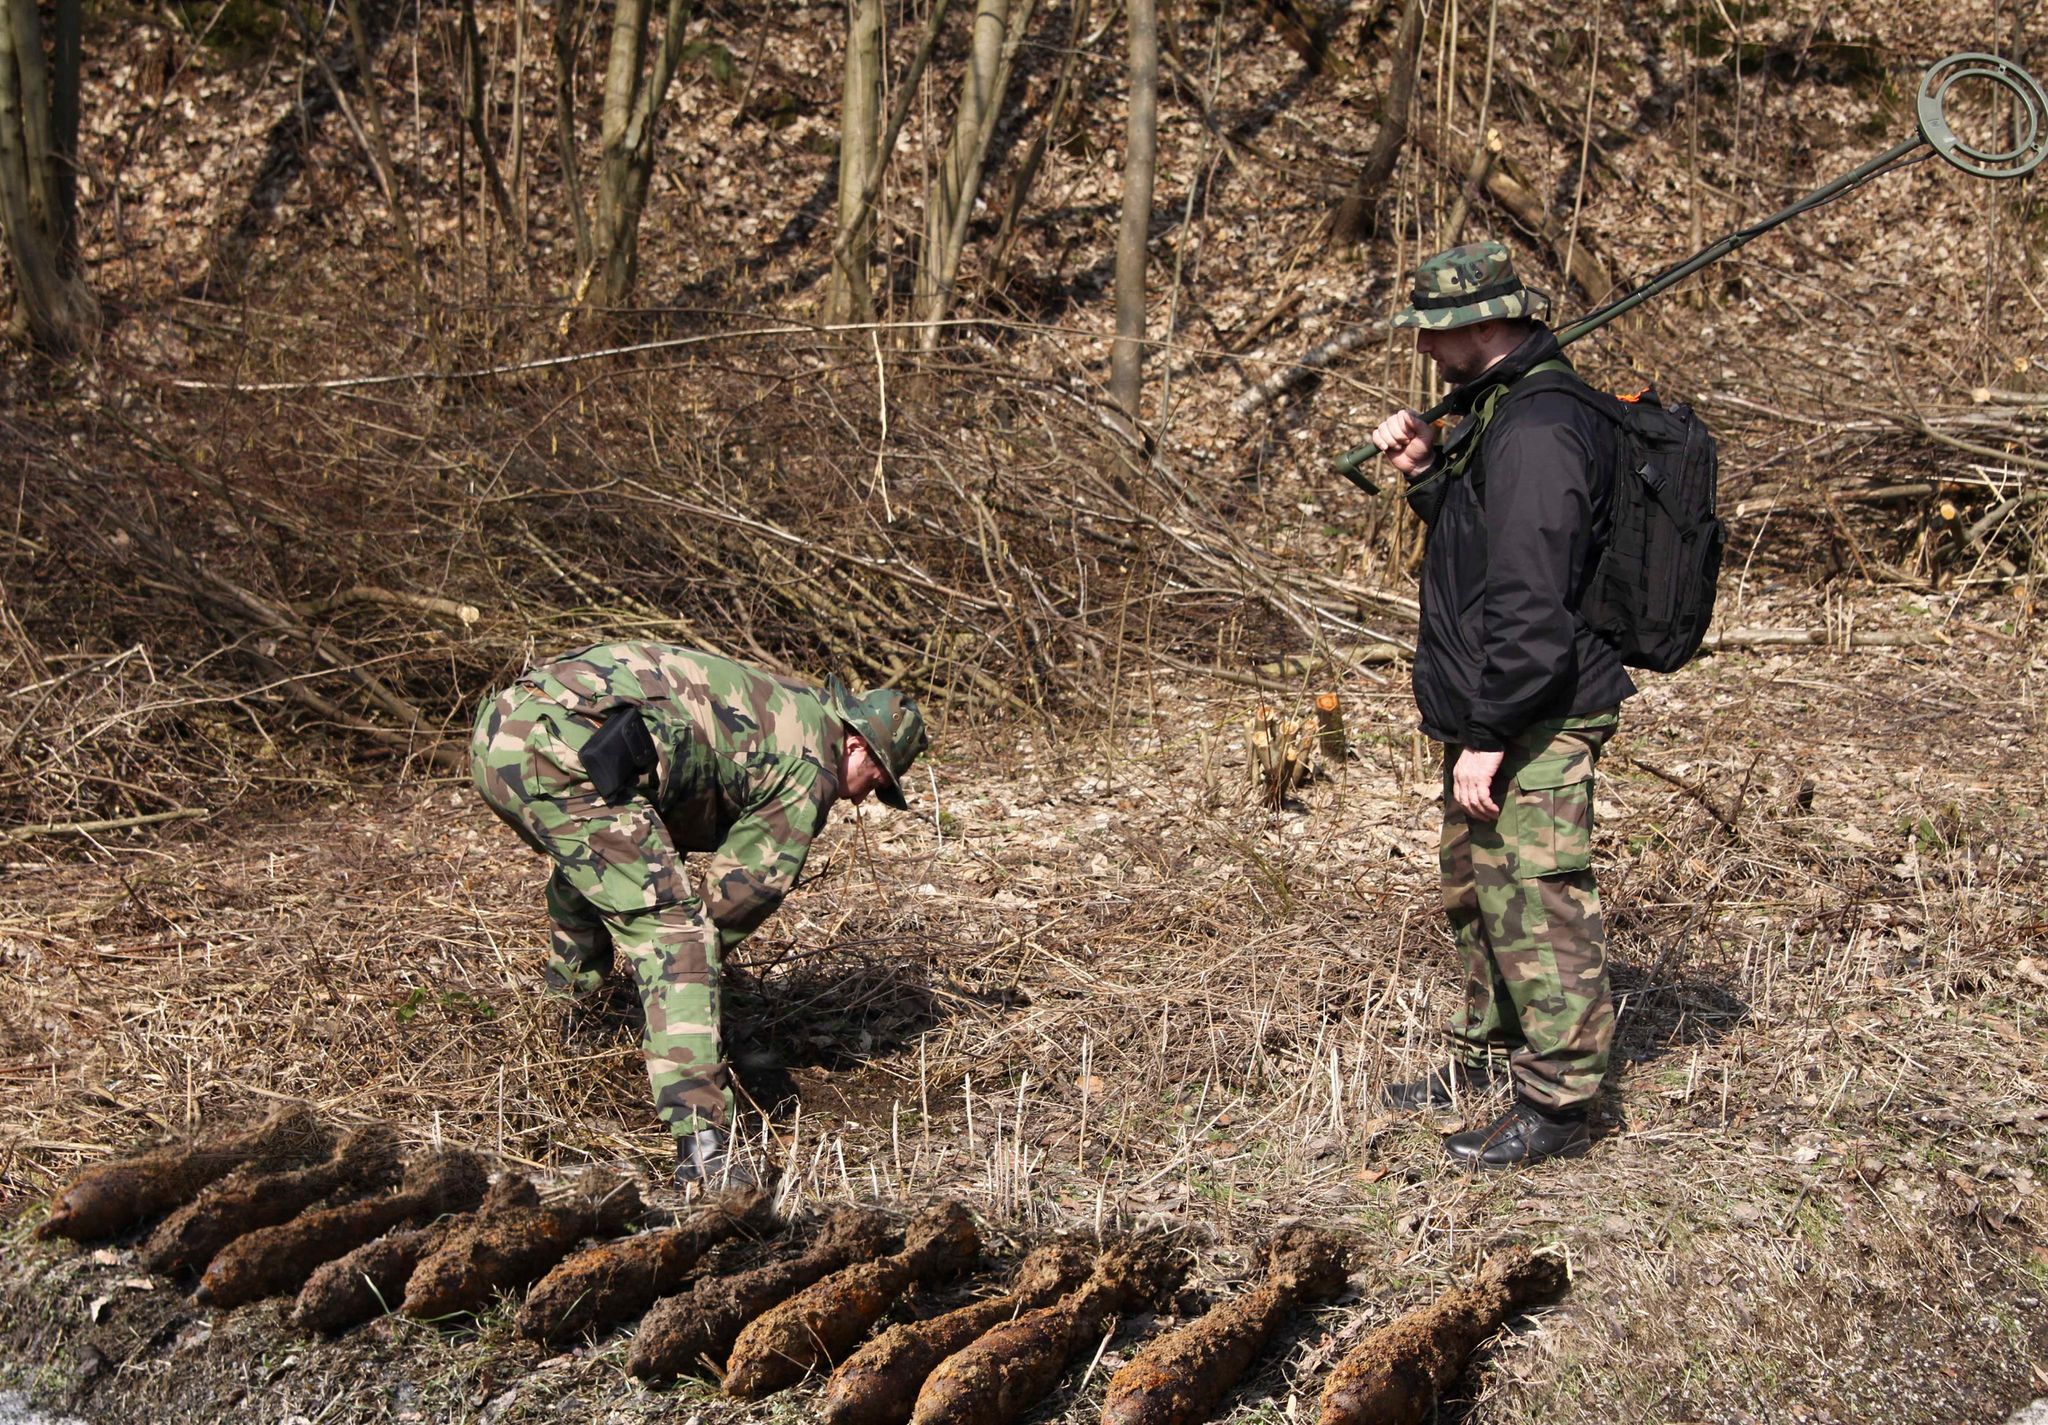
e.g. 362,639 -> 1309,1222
1329,51 -> 2048,490
1333,392 -> 1458,485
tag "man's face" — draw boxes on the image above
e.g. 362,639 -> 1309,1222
1414,320 -> 1500,386
841,734 -> 893,804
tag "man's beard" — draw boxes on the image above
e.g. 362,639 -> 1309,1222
1433,354 -> 1484,386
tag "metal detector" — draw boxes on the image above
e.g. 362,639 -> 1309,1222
1330,51 -> 2048,487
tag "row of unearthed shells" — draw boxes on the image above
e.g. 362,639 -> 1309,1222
36,1104 -> 1567,1425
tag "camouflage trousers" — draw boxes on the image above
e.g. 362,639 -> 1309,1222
470,685 -> 732,1141
1439,712 -> 1618,1111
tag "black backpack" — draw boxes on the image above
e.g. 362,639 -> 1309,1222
1512,372 -> 1726,673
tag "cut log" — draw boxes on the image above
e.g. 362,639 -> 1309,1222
1316,1247 -> 1567,1425
195,1150 -> 489,1308
822,1240 -> 1093,1425
1312,694 -> 1346,763
626,1205 -> 897,1381
143,1124 -> 401,1276
1101,1226 -> 1348,1425
725,1200 -> 980,1399
400,1169 -> 643,1320
909,1237 -> 1188,1425
517,1188 -> 773,1347
37,1104 -> 329,1243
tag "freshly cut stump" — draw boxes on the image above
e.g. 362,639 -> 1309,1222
196,1149 -> 489,1308
1316,1247 -> 1568,1425
37,1104 -> 330,1243
627,1205 -> 896,1382
726,1200 -> 980,1399
400,1169 -> 643,1320
822,1239 -> 1093,1425
517,1187 -> 772,1347
910,1237 -> 1188,1425
1102,1225 -> 1348,1425
291,1175 -> 541,1333
144,1124 -> 402,1276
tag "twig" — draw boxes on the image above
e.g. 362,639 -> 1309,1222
1,807 -> 208,842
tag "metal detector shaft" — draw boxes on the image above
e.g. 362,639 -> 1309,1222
1329,50 -> 2048,488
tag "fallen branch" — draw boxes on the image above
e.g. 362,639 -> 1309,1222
1230,317 -> 1386,417
1697,627 -> 1946,652
1,807 -> 209,842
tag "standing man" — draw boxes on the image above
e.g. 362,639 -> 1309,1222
471,642 -> 929,1187
1369,242 -> 1636,1169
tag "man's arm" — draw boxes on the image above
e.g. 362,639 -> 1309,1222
1465,410 -> 1599,751
699,757 -> 837,955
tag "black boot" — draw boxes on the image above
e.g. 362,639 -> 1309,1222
1383,1059 -> 1498,1112
673,1127 -> 758,1189
1444,1099 -> 1591,1170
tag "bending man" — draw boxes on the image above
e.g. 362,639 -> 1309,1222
472,642 -> 928,1186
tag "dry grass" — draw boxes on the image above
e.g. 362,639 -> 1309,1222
2,582 -> 2043,1423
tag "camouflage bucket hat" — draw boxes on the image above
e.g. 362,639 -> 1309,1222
1392,241 -> 1552,331
823,676 -> 930,811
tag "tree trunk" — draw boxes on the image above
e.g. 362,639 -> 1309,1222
553,0 -> 595,271
1109,0 -> 1158,420
457,0 -> 522,245
914,0 -> 1009,345
986,0 -> 1090,292
825,0 -> 883,325
0,0 -> 94,354
592,0 -> 694,309
1329,0 -> 1423,246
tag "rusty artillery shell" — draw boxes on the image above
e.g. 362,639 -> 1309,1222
144,1124 -> 402,1276
516,1187 -> 773,1348
195,1149 -> 489,1308
724,1200 -> 980,1399
822,1239 -> 1094,1425
626,1205 -> 896,1382
910,1237 -> 1187,1425
1316,1247 -> 1568,1425
37,1103 -> 330,1244
399,1169 -> 643,1320
1102,1225 -> 1348,1425
290,1175 -> 541,1334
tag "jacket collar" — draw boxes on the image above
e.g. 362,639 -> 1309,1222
1444,326 -> 1565,417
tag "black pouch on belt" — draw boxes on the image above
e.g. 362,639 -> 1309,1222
581,709 -> 658,803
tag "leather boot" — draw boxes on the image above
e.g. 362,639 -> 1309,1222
1444,1099 -> 1591,1170
673,1127 -> 758,1189
1383,1058 -> 1498,1111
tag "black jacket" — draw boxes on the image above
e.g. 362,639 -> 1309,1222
1410,328 -> 1637,750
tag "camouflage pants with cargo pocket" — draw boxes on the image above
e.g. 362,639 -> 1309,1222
470,686 -> 732,1141
1439,712 -> 1618,1111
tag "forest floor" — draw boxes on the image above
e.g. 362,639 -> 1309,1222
3,0 -> 2047,1420
3,579 -> 2045,1424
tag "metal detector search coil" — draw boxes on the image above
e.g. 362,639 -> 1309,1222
1330,51 -> 2048,487
1917,52 -> 2048,179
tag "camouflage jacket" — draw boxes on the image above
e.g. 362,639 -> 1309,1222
518,643 -> 845,951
